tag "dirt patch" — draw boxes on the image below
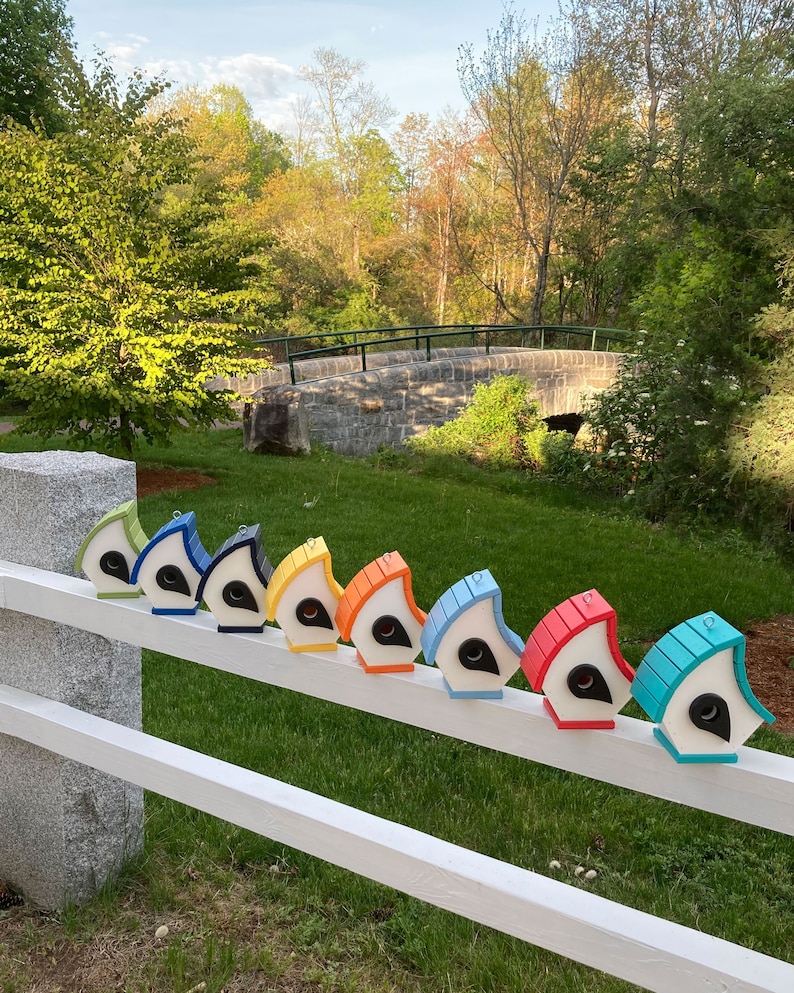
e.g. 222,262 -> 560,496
744,614 -> 794,735
136,467 -> 217,498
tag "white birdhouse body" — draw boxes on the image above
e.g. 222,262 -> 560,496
421,570 -> 523,699
539,620 -> 633,725
79,518 -> 139,596
657,649 -> 766,760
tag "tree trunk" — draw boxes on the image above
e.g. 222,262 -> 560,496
529,235 -> 552,325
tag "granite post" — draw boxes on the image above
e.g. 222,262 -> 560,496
0,451 -> 144,909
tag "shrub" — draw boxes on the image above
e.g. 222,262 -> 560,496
539,430 -> 586,479
405,374 -> 548,471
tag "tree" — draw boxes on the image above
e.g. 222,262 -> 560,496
459,5 -> 622,322
0,65 -> 265,454
158,83 -> 291,200
0,0 -> 74,132
297,48 -> 397,272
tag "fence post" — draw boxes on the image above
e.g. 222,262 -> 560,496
0,450 -> 144,909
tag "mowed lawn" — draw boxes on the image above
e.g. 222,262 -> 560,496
1,426 -> 793,993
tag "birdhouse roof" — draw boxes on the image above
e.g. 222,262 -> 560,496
335,551 -> 425,641
420,569 -> 523,666
265,536 -> 343,619
521,589 -> 633,691
75,499 -> 148,572
195,524 -> 273,602
630,611 -> 775,724
130,511 -> 211,584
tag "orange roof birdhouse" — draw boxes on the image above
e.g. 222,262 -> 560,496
335,551 -> 426,673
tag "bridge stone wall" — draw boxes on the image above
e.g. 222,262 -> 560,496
237,348 -> 624,458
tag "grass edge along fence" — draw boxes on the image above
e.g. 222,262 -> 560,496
1,453 -> 793,993
252,325 -> 632,383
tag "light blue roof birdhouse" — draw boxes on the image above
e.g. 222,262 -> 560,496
195,524 -> 274,632
75,499 -> 148,598
631,611 -> 775,763
420,569 -> 524,699
130,511 -> 211,615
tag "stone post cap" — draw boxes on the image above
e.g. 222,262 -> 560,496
0,451 -> 137,576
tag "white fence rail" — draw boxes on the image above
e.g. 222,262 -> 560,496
1,558 -> 793,993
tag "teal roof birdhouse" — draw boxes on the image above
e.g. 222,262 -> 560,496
631,611 -> 775,763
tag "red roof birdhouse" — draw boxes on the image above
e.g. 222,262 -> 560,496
521,589 -> 634,728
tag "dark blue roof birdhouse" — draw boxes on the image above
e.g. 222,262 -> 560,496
420,569 -> 524,699
130,511 -> 211,615
631,611 -> 775,763
195,524 -> 274,632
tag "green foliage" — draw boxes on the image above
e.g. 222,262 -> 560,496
0,0 -> 74,133
406,374 -> 548,470
539,429 -> 586,479
0,65 -> 266,454
728,226 -> 794,533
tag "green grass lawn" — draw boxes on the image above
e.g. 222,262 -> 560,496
2,427 -> 793,993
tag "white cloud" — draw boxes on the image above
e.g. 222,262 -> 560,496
138,52 -> 300,131
105,43 -> 142,61
196,53 -> 294,101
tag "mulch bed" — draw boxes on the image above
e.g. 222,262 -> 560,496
136,466 -> 217,498
744,615 -> 794,735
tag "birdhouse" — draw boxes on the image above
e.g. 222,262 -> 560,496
420,570 -> 524,699
631,611 -> 775,763
195,524 -> 274,632
335,551 -> 426,673
75,499 -> 148,598
521,590 -> 635,729
265,536 -> 344,652
130,511 -> 211,615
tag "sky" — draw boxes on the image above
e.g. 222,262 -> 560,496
67,0 -> 557,134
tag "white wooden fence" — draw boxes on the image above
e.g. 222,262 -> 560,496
1,557 -> 792,993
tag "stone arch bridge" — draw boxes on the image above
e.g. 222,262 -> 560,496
221,346 -> 625,457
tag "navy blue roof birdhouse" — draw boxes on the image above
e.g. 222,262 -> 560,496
196,524 -> 274,632
130,511 -> 211,615
631,611 -> 775,763
420,569 -> 524,699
